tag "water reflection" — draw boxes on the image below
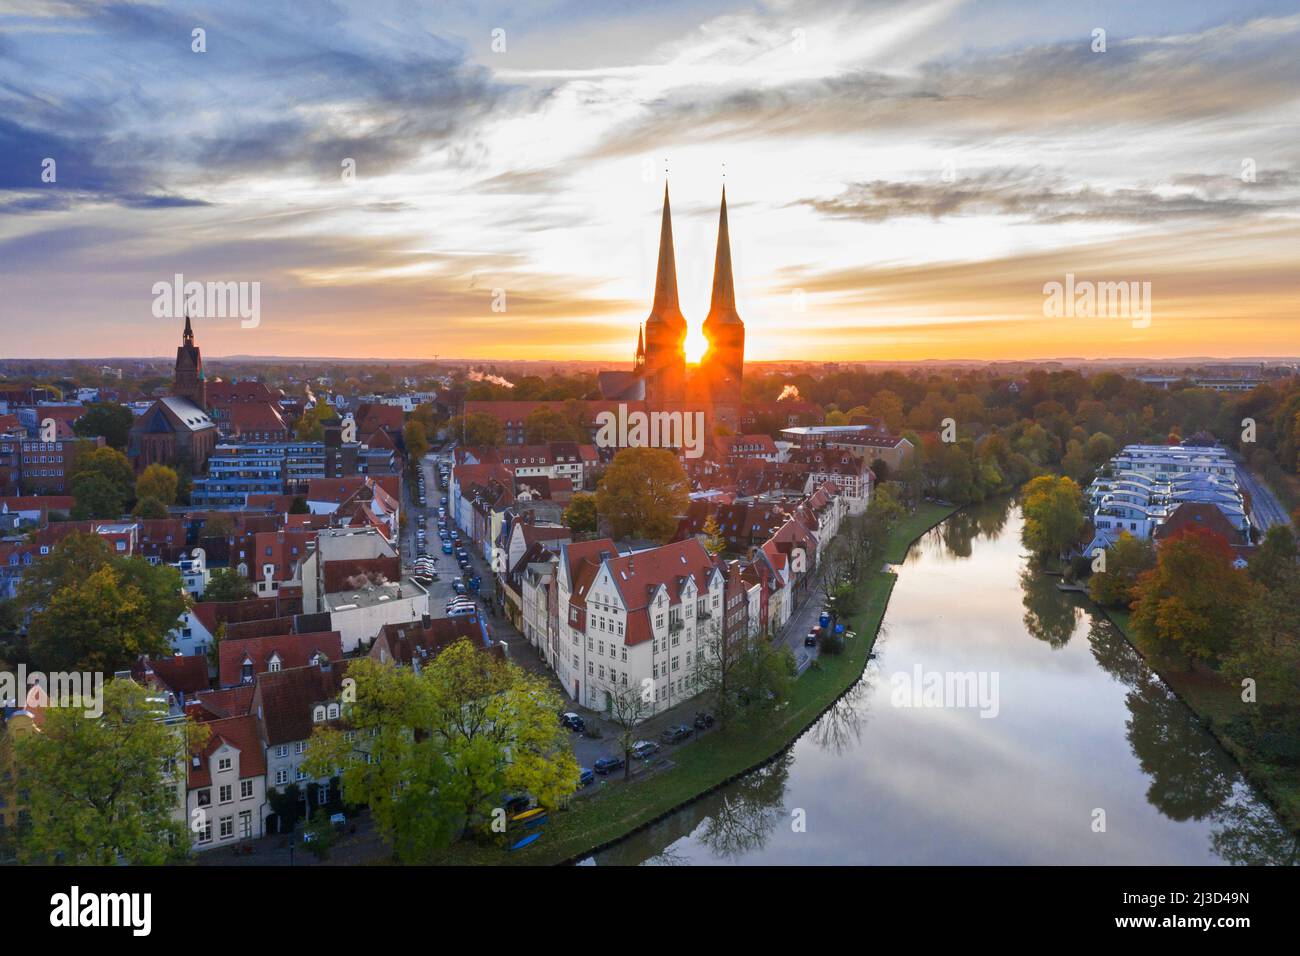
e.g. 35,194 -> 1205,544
589,498 -> 1293,865
1020,567 -> 1081,648
811,677 -> 868,757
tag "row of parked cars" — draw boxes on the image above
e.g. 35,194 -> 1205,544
573,711 -> 715,780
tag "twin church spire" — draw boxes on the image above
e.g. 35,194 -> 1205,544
644,183 -> 737,331
640,181 -> 744,409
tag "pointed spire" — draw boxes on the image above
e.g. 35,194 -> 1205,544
646,183 -> 685,328
183,308 -> 195,346
636,324 -> 645,356
705,186 -> 741,327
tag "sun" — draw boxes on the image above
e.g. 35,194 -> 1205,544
685,325 -> 709,364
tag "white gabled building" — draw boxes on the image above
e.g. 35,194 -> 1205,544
554,537 -> 724,717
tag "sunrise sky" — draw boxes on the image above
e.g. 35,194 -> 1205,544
1,0 -> 1297,362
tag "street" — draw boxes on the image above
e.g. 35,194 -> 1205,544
1232,452 -> 1293,533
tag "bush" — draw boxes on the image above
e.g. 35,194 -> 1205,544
817,630 -> 845,656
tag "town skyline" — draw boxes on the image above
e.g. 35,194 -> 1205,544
2,0 -> 1299,362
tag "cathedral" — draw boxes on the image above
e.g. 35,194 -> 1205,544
600,185 -> 745,430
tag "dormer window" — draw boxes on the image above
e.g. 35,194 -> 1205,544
327,703 -> 340,720
313,705 -> 326,722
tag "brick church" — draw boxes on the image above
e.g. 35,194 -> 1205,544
598,185 -> 746,430
127,313 -> 219,472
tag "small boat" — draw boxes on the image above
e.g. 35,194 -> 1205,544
509,832 -> 542,851
511,807 -> 546,824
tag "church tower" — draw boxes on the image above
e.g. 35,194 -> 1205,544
642,184 -> 687,402
701,187 -> 745,411
173,311 -> 207,408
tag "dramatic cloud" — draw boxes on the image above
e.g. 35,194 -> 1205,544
1,0 -> 1298,360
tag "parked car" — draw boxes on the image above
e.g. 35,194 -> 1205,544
804,627 -> 821,647
693,711 -> 715,730
578,767 -> 595,788
593,755 -> 624,775
453,580 -> 467,595
631,740 -> 660,760
559,712 -> 585,732
442,542 -> 454,554
660,725 -> 693,744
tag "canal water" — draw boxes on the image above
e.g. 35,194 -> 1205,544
588,499 -> 1296,865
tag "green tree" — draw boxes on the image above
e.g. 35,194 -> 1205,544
425,641 -> 578,838
71,472 -> 127,519
289,495 -> 310,515
1087,532 -> 1155,608
563,492 -> 598,535
1021,474 -> 1084,560
73,403 -> 134,450
29,565 -> 171,673
19,533 -> 187,673
594,447 -> 689,542
302,658 -> 456,862
202,567 -> 254,602
449,412 -> 504,447
523,406 -> 583,444
71,446 -> 135,518
135,463 -> 179,507
131,496 -> 168,519
701,514 -> 726,555
17,680 -> 197,865
402,418 -> 429,461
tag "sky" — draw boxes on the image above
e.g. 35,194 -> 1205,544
1,0 -> 1297,363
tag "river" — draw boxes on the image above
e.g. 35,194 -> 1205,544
587,499 -> 1296,865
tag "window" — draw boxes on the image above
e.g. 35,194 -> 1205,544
275,744 -> 288,758
296,769 -> 308,782
218,756 -> 232,772
275,769 -> 288,786
196,818 -> 212,842
240,779 -> 254,800
239,811 -> 252,839
313,705 -> 326,722
219,816 -> 233,839
295,741 -> 307,755
219,784 -> 232,804
327,703 -> 340,719
196,789 -> 211,807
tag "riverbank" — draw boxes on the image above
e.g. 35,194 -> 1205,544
1099,607 -> 1300,835
426,500 -> 958,866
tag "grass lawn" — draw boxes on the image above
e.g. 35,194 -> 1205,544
422,500 -> 958,865
1104,608 -> 1300,834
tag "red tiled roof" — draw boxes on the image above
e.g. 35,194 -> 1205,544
187,714 -> 266,788
602,538 -> 717,645
227,402 -> 288,435
139,655 -> 210,696
252,661 -> 352,746
218,631 -> 343,687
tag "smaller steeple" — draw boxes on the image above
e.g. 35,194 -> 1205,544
635,324 -> 645,368
183,308 -> 195,347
